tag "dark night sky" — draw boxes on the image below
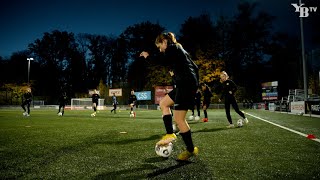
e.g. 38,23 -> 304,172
0,0 -> 305,58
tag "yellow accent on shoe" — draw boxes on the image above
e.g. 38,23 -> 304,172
244,118 -> 249,124
177,147 -> 199,161
156,133 -> 177,145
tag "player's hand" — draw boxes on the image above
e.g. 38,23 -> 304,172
140,51 -> 149,58
218,99 -> 221,102
229,91 -> 232,94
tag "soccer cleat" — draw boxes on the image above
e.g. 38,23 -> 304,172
23,112 -> 27,116
202,118 -> 208,122
156,133 -> 177,146
177,147 -> 199,161
227,124 -> 235,128
26,114 -> 30,117
244,118 -> 249,124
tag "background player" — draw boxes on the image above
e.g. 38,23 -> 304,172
128,89 -> 137,117
21,87 -> 32,117
219,71 -> 248,127
201,83 -> 213,122
111,93 -> 118,114
91,89 -> 100,117
57,92 -> 67,116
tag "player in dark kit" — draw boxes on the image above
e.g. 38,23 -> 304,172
91,89 -> 100,117
111,93 -> 118,114
57,92 -> 67,116
219,71 -> 249,128
21,87 -> 32,117
128,89 -> 137,117
201,83 -> 213,122
140,32 -> 199,161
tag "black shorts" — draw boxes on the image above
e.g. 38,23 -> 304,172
92,101 -> 98,105
168,87 -> 197,110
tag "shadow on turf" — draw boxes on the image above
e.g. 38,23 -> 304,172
192,127 -> 226,133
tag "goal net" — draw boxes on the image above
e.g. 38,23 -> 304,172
70,98 -> 105,110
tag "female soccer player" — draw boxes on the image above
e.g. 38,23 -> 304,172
91,89 -> 100,117
200,83 -> 213,122
219,71 -> 249,127
128,89 -> 137,117
140,32 -> 199,161
21,87 -> 32,116
111,93 -> 118,114
58,92 -> 67,116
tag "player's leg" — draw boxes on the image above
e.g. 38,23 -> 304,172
225,100 -> 234,127
158,94 -> 175,142
62,105 -> 65,115
21,101 -> 27,115
175,110 -> 198,161
231,97 -> 248,123
26,101 -> 31,116
196,102 -> 201,117
202,102 -> 208,122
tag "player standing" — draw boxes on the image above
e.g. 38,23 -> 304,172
21,87 -> 32,117
219,71 -> 249,127
128,89 -> 137,117
201,83 -> 213,122
91,89 -> 100,117
57,92 -> 67,116
140,32 -> 199,161
111,93 -> 118,114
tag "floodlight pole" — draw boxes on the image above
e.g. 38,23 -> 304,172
299,0 -> 308,101
27,58 -> 34,84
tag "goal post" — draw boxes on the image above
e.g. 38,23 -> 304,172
70,98 -> 105,110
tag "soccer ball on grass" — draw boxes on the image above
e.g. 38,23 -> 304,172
155,142 -> 173,157
237,119 -> 243,127
57,112 -> 63,116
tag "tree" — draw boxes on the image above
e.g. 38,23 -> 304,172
121,21 -> 165,90
28,30 -> 79,102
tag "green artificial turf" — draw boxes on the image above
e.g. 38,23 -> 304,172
0,108 -> 319,179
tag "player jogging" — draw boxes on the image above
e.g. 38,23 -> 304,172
21,87 -> 32,117
219,71 -> 249,127
91,89 -> 100,117
140,32 -> 199,161
111,93 -> 118,114
201,83 -> 213,122
128,89 -> 137,117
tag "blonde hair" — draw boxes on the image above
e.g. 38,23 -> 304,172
221,71 -> 229,79
155,32 -> 178,45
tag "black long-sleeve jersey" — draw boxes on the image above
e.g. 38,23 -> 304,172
128,94 -> 137,104
220,79 -> 238,100
23,92 -> 32,101
92,93 -> 100,103
147,43 -> 199,88
58,95 -> 67,105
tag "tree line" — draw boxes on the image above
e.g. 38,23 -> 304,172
0,2 -> 319,105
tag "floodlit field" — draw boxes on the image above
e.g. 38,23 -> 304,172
0,108 -> 320,179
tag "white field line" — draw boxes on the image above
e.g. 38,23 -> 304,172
245,112 -> 320,143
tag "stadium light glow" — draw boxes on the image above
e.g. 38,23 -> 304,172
27,58 -> 34,84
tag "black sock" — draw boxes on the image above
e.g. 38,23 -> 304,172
163,114 -> 173,134
204,110 -> 207,118
180,130 -> 194,152
94,107 -> 96,112
131,107 -> 133,111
